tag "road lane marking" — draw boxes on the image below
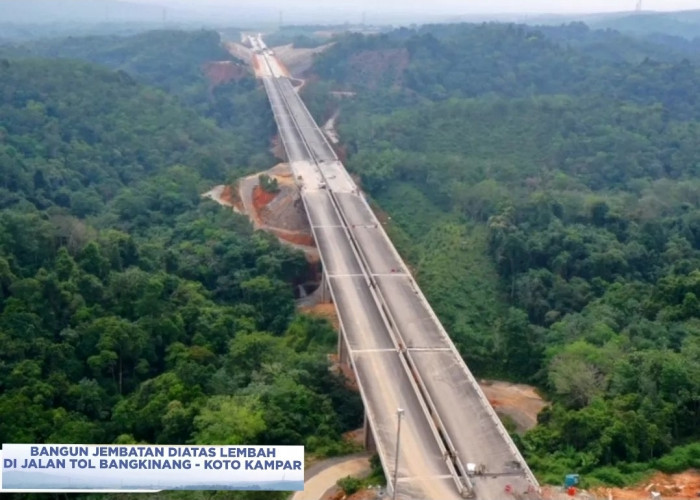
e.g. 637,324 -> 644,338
407,347 -> 453,351
350,349 -> 397,353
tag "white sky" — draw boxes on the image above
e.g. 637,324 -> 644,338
137,0 -> 700,15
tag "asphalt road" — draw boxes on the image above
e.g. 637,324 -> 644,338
263,77 -> 307,162
258,42 -> 540,499
263,72 -> 464,500
276,78 -> 337,162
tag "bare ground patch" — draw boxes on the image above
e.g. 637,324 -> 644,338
202,163 -> 316,258
272,42 -> 334,77
478,379 -> 548,433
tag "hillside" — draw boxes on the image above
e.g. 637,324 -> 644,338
304,22 -> 700,486
0,55 -> 363,497
3,29 -> 276,168
312,23 -> 700,115
13,29 -> 246,99
589,10 -> 700,39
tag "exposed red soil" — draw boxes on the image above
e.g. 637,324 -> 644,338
342,428 -> 364,447
252,54 -> 261,74
301,303 -> 340,330
252,185 -> 276,211
328,491 -> 344,500
276,58 -> 292,78
223,42 -> 253,64
202,61 -> 247,88
591,471 -> 700,500
219,184 -> 234,204
278,230 -> 314,247
347,492 -> 375,500
269,229 -> 314,247
220,184 -> 244,212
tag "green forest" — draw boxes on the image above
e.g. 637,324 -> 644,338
0,30 -> 362,500
1,18 -> 699,496
304,22 -> 700,486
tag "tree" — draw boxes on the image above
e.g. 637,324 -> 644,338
258,174 -> 279,193
193,396 -> 266,445
240,276 -> 294,333
86,316 -> 149,394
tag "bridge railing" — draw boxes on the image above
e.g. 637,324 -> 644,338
264,69 -> 462,497
260,48 -> 540,494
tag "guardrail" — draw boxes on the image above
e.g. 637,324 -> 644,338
263,68 -> 463,498
262,72 -> 399,497
352,192 -> 541,490
260,48 -> 540,495
275,70 -> 540,492
325,187 -> 473,498
269,68 -> 473,499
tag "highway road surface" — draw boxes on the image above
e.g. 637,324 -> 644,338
252,34 -> 540,500
263,71 -> 464,499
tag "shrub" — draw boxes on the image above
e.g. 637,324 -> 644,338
259,174 -> 279,193
588,467 -> 626,487
337,475 -> 362,495
656,443 -> 700,473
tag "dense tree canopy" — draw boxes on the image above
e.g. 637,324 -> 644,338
0,49 -> 362,499
307,21 -> 700,485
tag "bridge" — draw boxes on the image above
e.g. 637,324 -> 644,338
249,34 -> 541,500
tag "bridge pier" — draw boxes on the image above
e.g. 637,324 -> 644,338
363,412 -> 377,452
319,269 -> 331,304
338,329 -> 350,366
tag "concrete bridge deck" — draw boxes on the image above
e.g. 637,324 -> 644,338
254,35 -> 540,500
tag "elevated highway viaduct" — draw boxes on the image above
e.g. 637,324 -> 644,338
251,35 -> 540,500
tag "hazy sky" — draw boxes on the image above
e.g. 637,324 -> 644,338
136,0 -> 700,15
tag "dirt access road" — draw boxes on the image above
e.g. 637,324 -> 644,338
291,453 -> 371,500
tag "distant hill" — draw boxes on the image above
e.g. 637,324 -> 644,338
589,10 -> 700,39
20,29 -> 235,92
534,22 -> 700,63
510,10 -> 700,39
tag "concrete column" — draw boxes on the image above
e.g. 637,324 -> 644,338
363,412 -> 377,452
320,269 -> 331,304
338,331 -> 350,366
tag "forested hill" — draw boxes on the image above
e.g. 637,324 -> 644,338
588,10 -> 700,40
312,23 -> 700,116
5,30 -> 241,100
2,29 -> 272,165
304,23 -> 700,486
0,56 -> 362,492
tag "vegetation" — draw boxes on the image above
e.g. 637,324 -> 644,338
2,29 -> 277,168
21,30 -> 233,98
335,454 -> 386,495
336,475 -> 362,495
307,22 -> 700,484
259,174 -> 280,193
3,17 -> 699,494
0,40 -> 362,500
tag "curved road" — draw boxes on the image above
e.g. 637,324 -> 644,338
291,454 -> 371,500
